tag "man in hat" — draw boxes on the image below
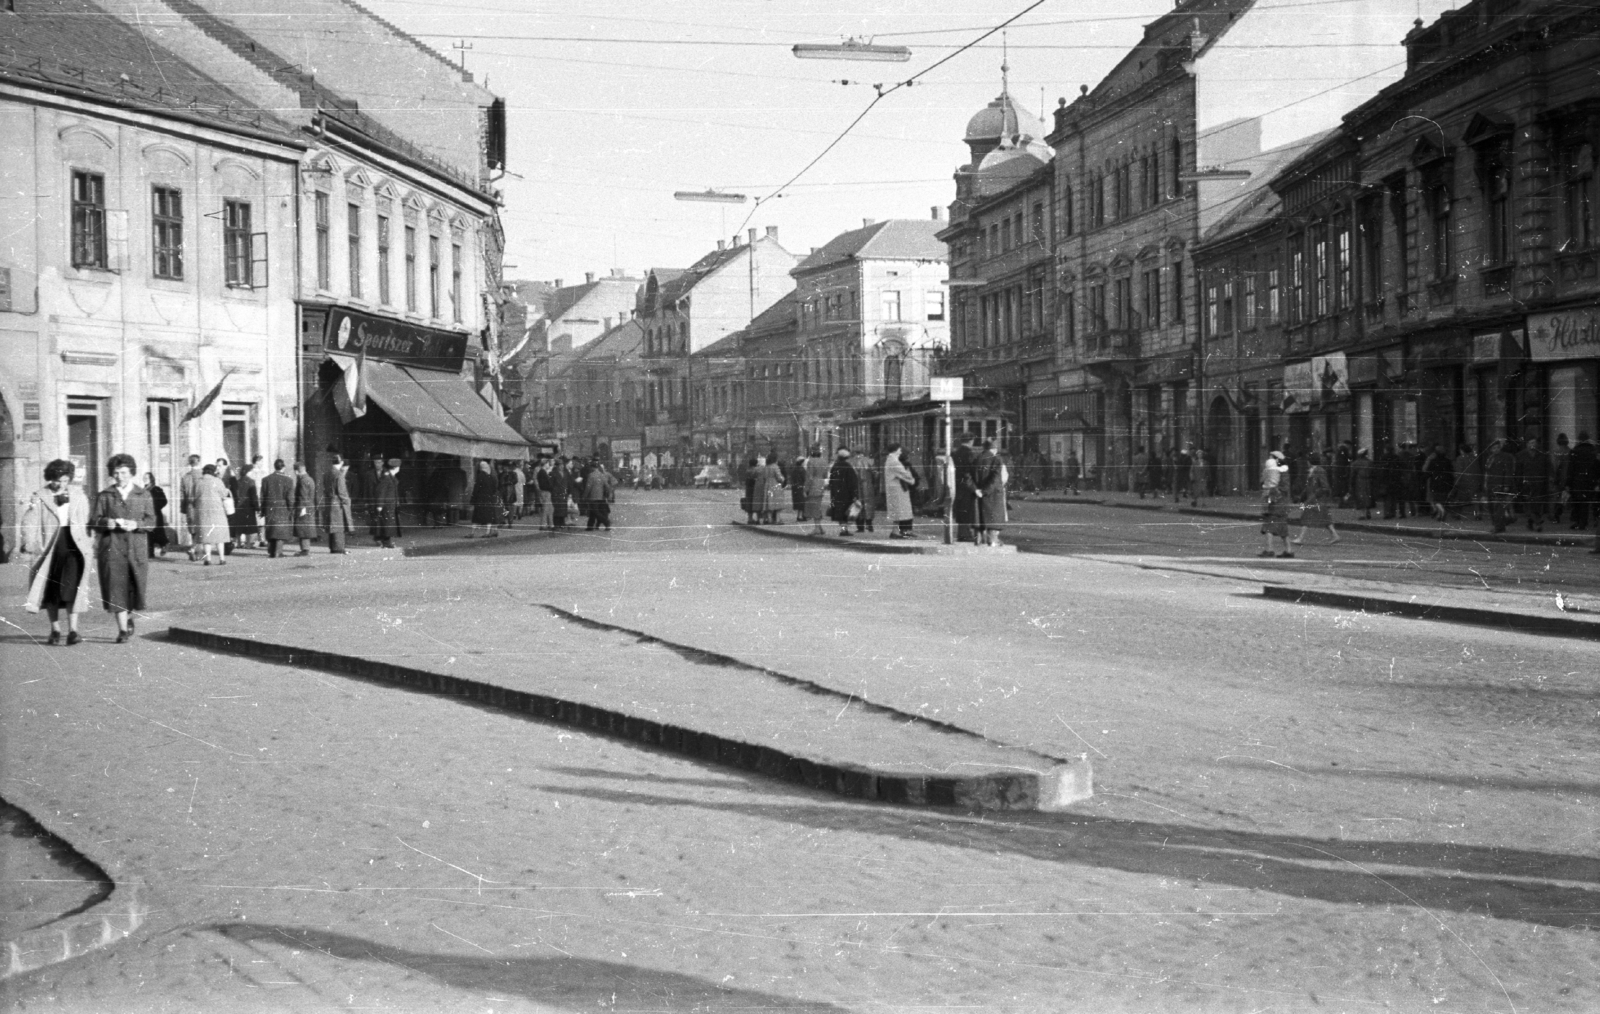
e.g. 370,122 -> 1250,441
374,458 -> 402,549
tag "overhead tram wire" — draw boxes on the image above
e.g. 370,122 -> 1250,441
729,0 -> 1051,239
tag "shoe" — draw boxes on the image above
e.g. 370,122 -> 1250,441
128,616 -> 135,632
840,530 -> 852,537
115,629 -> 130,644
47,630 -> 61,645
66,631 -> 81,646
217,559 -> 226,565
203,558 -> 212,566
1257,550 -> 1274,557
1277,552 -> 1294,558
295,550 -> 311,557
889,533 -> 905,539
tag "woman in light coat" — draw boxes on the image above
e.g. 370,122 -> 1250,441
883,443 -> 916,539
802,446 -> 830,535
193,463 -> 232,565
21,459 -> 97,645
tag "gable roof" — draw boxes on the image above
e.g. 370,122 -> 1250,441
1199,129 -> 1336,244
0,0 -> 300,143
795,220 -> 947,274
659,245 -> 746,304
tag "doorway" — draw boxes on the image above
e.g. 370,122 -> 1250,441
221,402 -> 258,470
67,397 -> 108,498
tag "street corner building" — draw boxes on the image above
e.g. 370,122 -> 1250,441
0,0 -> 524,543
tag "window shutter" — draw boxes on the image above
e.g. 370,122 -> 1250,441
0,267 -> 9,312
106,209 -> 130,272
250,232 -> 269,288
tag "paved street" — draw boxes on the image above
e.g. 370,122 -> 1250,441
4,489 -> 1599,1013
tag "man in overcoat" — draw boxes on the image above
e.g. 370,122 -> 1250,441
320,454 -> 355,553
952,433 -> 978,541
826,448 -> 860,537
259,460 -> 296,558
178,454 -> 204,560
291,462 -> 319,555
374,459 -> 402,549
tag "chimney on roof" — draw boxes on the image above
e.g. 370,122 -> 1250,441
810,247 -> 819,255
611,268 -> 623,277
766,226 -> 779,241
604,316 -> 613,331
717,240 -> 726,251
585,272 -> 595,284
863,218 -> 876,228
554,279 -> 563,289
747,228 -> 757,245
931,206 -> 943,221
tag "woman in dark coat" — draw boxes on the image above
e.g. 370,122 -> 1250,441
827,449 -> 860,537
229,460 -> 260,549
549,459 -> 570,529
468,459 -> 501,537
142,472 -> 170,557
373,459 -> 402,548
91,453 -> 156,643
22,459 -> 96,644
972,439 -> 1009,547
788,457 -> 808,521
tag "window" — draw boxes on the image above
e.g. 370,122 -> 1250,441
1091,174 -> 1106,227
152,186 -> 183,279
1483,142 -> 1513,265
428,234 -> 440,318
71,170 -> 107,269
1116,163 -> 1132,220
1147,150 -> 1162,206
1312,223 -> 1329,317
1113,277 -> 1132,330
1289,241 -> 1306,324
223,199 -> 252,288
1170,137 -> 1183,198
1334,217 -> 1351,311
882,290 -> 901,322
1028,270 -> 1045,334
1266,267 -> 1280,321
1242,267 -> 1256,328
1390,176 -> 1412,294
404,225 -> 417,311
1061,289 -> 1075,346
1567,142 -> 1595,249
1204,282 -> 1218,338
1171,259 -> 1184,324
314,192 -> 330,290
1031,202 -> 1044,243
1221,279 -> 1235,334
1427,172 -> 1453,280
1062,183 -> 1074,237
451,242 -> 462,322
377,215 -> 391,304
1000,218 -> 1011,252
347,204 -> 362,298
1142,268 -> 1162,330
1360,201 -> 1383,303
1088,284 -> 1106,334
925,289 -> 945,321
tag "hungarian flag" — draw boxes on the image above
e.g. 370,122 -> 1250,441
332,346 -> 368,423
180,369 -> 233,423
353,341 -> 368,414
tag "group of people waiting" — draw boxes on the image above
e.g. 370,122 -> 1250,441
1130,443 -> 1209,505
739,433 -> 1009,545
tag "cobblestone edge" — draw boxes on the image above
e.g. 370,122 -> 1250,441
0,798 -> 147,982
165,627 -> 1090,812
1261,586 -> 1600,640
732,521 -> 1018,554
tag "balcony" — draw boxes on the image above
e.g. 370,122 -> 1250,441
1078,329 -> 1140,365
1480,263 -> 1515,300
1555,247 -> 1599,293
1363,296 -> 1386,327
1427,276 -> 1458,307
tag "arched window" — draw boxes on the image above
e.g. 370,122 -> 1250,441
884,355 -> 904,401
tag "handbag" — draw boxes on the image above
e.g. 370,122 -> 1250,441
221,493 -> 236,515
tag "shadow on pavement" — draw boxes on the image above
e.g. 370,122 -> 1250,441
543,784 -> 1600,931
1215,757 -> 1600,798
203,923 -> 853,1012
544,765 -> 757,791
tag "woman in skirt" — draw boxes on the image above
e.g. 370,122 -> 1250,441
21,459 -> 96,645
142,471 -> 171,558
92,453 -> 157,643
1292,452 -> 1341,546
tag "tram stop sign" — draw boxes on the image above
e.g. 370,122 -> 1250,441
930,376 -> 964,402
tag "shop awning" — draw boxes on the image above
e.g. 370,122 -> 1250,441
337,357 -> 529,460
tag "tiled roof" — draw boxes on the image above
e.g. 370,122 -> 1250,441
1200,129 -> 1337,244
659,245 -> 745,304
692,331 -> 744,359
795,220 -> 947,273
547,319 -> 643,380
0,0 -> 299,141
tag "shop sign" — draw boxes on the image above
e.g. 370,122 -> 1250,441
1310,351 -> 1349,403
1473,327 -> 1527,363
610,438 -> 642,454
1347,355 -> 1379,386
1139,353 -> 1193,384
644,424 -> 677,447
1281,360 -> 1315,414
322,307 -> 469,373
1528,309 -> 1600,363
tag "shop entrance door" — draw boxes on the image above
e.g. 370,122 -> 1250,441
146,400 -> 180,513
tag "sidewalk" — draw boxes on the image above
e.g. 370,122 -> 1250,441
731,518 -> 1017,555
1018,487 -> 1600,548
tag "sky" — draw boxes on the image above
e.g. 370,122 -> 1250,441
358,0 -> 1456,287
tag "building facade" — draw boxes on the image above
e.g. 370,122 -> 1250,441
1,1 -> 303,536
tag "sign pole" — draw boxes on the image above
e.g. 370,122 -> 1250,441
943,398 -> 954,545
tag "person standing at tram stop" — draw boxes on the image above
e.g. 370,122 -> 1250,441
20,459 -> 96,645
92,453 -> 156,643
803,445 -> 830,536
826,447 -> 860,537
321,453 -> 355,553
951,432 -> 978,541
852,450 -> 877,534
971,439 -> 1009,548
882,443 -> 917,539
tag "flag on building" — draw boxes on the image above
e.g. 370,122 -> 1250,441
180,369 -> 233,423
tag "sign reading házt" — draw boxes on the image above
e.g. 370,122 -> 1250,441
323,307 -> 469,372
1528,309 -> 1600,363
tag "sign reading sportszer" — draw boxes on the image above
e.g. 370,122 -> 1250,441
322,307 -> 469,373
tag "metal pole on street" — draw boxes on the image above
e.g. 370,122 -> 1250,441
931,376 -> 963,545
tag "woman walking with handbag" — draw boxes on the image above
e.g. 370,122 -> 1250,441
92,453 -> 156,643
194,463 -> 232,565
20,459 -> 96,645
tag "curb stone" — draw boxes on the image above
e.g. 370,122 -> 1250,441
165,627 -> 1090,812
1261,585 -> 1600,641
732,521 -> 1018,555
